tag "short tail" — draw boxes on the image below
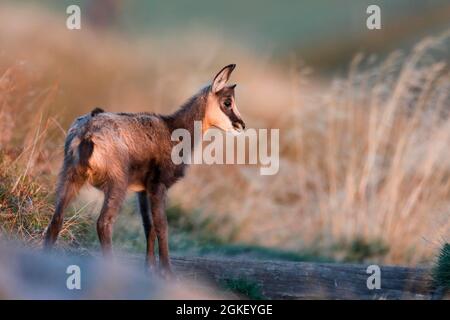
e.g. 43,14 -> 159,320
78,138 -> 94,167
77,107 -> 105,167
91,107 -> 105,117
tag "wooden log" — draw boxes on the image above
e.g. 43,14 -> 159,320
171,256 -> 436,300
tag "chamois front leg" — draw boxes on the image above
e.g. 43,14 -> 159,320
137,191 -> 157,270
149,184 -> 172,277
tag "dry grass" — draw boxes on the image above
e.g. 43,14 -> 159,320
0,4 -> 449,265
0,65 -> 91,247
171,36 -> 450,264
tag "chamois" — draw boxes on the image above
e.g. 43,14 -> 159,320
44,64 -> 245,275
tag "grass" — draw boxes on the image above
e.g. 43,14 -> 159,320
0,151 -> 90,248
0,152 -> 52,244
166,204 -> 332,261
0,64 -> 93,249
168,35 -> 450,265
334,238 -> 389,263
108,201 -> 333,262
219,278 -> 265,300
74,197 -> 385,263
433,243 -> 450,291
0,4 -> 449,266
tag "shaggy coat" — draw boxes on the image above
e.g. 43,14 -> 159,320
44,65 -> 244,274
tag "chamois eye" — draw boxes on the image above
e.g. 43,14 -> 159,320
224,100 -> 232,108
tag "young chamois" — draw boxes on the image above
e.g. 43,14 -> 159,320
44,64 -> 245,275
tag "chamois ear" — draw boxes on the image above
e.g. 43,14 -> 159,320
212,64 -> 236,93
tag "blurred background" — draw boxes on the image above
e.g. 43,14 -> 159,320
13,0 -> 450,70
0,0 -> 449,271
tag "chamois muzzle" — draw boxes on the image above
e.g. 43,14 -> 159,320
233,118 -> 246,132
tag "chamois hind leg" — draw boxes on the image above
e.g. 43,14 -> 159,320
137,191 -> 157,270
97,183 -> 127,257
149,184 -> 172,277
44,166 -> 84,249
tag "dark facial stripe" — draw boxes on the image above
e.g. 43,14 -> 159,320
217,88 -> 245,129
222,107 -> 245,130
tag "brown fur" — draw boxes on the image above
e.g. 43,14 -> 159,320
43,65 -> 244,275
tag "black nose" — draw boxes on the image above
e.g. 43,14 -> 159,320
233,119 -> 245,131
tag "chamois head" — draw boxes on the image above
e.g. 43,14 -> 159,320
203,64 -> 245,135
